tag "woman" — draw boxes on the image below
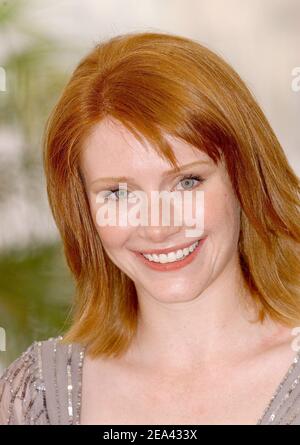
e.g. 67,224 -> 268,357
0,31 -> 300,425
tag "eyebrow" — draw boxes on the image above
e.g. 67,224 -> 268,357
90,160 -> 211,186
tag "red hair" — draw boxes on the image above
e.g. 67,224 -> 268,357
43,31 -> 300,358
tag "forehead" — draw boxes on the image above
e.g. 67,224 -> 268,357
80,117 -> 215,179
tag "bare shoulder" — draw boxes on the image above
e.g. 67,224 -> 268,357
80,324 -> 300,425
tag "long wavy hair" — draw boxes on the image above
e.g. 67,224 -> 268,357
43,31 -> 300,359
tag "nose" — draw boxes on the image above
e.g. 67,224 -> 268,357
135,194 -> 183,244
137,223 -> 182,244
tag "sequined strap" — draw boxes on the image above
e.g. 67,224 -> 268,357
0,341 -> 49,425
257,348 -> 300,425
40,336 -> 85,425
0,337 -> 86,425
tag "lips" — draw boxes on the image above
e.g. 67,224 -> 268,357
131,238 -> 203,256
133,236 -> 206,272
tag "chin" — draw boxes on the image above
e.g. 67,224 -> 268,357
148,287 -> 202,304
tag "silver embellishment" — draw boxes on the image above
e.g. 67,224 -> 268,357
75,348 -> 85,425
53,337 -> 61,424
36,341 -> 51,424
277,374 -> 300,424
67,343 -> 73,424
34,382 -> 46,392
256,351 -> 300,425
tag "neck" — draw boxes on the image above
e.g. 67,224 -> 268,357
127,257 -> 280,372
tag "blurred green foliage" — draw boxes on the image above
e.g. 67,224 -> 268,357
0,0 -> 82,367
0,242 -> 74,367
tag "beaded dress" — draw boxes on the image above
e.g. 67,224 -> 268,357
1,336 -> 300,425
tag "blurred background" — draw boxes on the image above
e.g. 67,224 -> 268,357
0,0 -> 299,370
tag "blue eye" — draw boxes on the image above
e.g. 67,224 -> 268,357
104,188 -> 130,201
177,174 -> 204,191
103,174 -> 204,201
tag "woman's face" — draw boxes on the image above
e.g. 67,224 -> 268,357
80,117 -> 241,303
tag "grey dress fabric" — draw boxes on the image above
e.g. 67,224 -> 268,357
1,335 -> 300,425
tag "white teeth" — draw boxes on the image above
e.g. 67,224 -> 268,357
142,240 -> 199,264
167,252 -> 177,262
176,250 -> 184,259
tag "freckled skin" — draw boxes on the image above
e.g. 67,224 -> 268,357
80,117 -> 241,305
79,117 -> 297,425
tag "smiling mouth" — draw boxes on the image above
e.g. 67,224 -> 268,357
140,239 -> 200,264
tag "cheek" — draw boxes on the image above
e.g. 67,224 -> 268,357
88,197 -> 133,249
96,226 -> 131,250
203,189 -> 240,234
